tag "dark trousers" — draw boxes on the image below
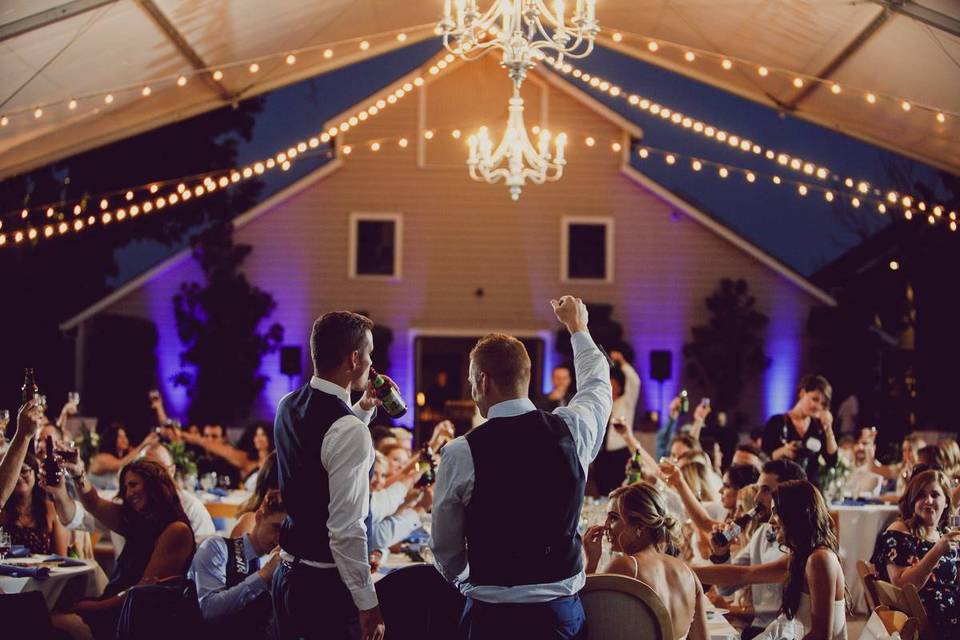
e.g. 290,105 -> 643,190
270,560 -> 359,640
594,447 -> 631,497
459,594 -> 586,640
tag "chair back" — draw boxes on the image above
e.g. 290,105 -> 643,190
580,573 -> 674,640
873,579 -> 929,635
374,563 -> 465,640
857,560 -> 880,611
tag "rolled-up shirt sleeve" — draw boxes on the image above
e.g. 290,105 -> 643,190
369,508 -> 421,551
430,438 -> 473,586
190,538 -> 269,622
321,417 -> 378,611
554,330 -> 613,470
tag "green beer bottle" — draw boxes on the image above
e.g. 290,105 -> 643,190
370,368 -> 407,418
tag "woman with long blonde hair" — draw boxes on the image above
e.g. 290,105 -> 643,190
583,482 -> 709,640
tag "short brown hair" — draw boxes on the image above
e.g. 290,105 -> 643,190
796,374 -> 832,406
469,333 -> 531,391
310,311 -> 374,373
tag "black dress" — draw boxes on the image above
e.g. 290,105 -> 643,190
871,529 -> 960,635
761,414 -> 838,486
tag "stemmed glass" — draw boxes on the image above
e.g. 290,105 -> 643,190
0,528 -> 12,561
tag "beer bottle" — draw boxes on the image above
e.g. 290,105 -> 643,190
625,450 -> 644,485
21,368 -> 38,406
710,504 -> 763,547
44,435 -> 63,487
370,368 -> 407,418
416,444 -> 435,487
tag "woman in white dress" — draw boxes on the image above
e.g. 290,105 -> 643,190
695,479 -> 847,640
583,481 -> 709,640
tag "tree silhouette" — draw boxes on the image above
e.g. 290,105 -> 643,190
172,222 -> 283,425
683,278 -> 770,411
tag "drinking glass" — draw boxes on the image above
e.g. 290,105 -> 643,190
949,514 -> 960,551
200,473 -> 217,492
0,528 -> 11,561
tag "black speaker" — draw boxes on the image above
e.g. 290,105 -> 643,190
649,350 -> 672,382
280,346 -> 302,377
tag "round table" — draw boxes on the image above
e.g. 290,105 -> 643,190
830,504 -> 899,613
0,556 -> 107,610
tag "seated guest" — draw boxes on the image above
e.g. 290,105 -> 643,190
841,432 -> 883,497
939,438 -> 960,483
732,445 -> 765,471
88,423 -> 158,490
183,423 -> 240,488
870,469 -> 960,636
367,452 -> 431,554
370,424 -> 398,452
381,442 -> 411,477
582,482 -> 709,640
696,480 -> 847,640
50,442 -> 214,545
0,454 -> 68,555
870,434 -> 923,497
190,489 -> 285,638
693,459 -> 806,640
51,459 -> 195,640
238,422 -> 275,489
671,434 -> 700,460
231,452 -> 278,537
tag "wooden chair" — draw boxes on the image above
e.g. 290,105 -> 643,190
857,560 -> 880,611
580,573 -> 674,640
872,605 -> 921,640
873,579 -> 929,637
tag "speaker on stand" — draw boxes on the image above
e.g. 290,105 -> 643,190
280,346 -> 302,391
649,350 -> 672,423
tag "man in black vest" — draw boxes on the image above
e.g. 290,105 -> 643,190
432,296 -> 613,639
189,489 -> 286,638
271,311 -> 386,640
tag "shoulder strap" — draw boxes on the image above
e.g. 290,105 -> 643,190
631,554 -> 640,579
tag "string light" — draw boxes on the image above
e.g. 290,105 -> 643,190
1,51 -> 446,246
545,56 -> 952,219
598,30 -> 957,126
0,24 -> 435,130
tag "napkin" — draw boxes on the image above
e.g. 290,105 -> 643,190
206,487 -> 229,497
45,555 -> 88,567
0,563 -> 51,579
8,545 -> 30,558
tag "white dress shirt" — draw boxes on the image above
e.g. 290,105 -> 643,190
431,330 -> 612,603
278,376 -> 378,612
189,533 -> 270,623
606,361 -> 640,451
717,522 -> 785,629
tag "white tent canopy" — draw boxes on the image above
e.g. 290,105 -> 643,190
1,0 -> 958,180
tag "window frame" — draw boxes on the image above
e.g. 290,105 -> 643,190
348,212 -> 403,280
560,216 -> 614,283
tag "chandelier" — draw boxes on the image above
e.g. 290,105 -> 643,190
439,0 -> 599,86
467,86 -> 567,201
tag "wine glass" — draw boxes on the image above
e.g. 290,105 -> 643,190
948,514 -> 960,551
200,473 -> 217,492
0,528 -> 11,561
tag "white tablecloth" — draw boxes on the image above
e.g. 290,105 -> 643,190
831,504 -> 899,613
0,557 -> 106,610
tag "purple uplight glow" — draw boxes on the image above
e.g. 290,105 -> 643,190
763,303 -> 803,419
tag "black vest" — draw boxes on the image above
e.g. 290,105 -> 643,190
463,409 -> 585,587
221,537 -> 271,638
275,383 -> 354,562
